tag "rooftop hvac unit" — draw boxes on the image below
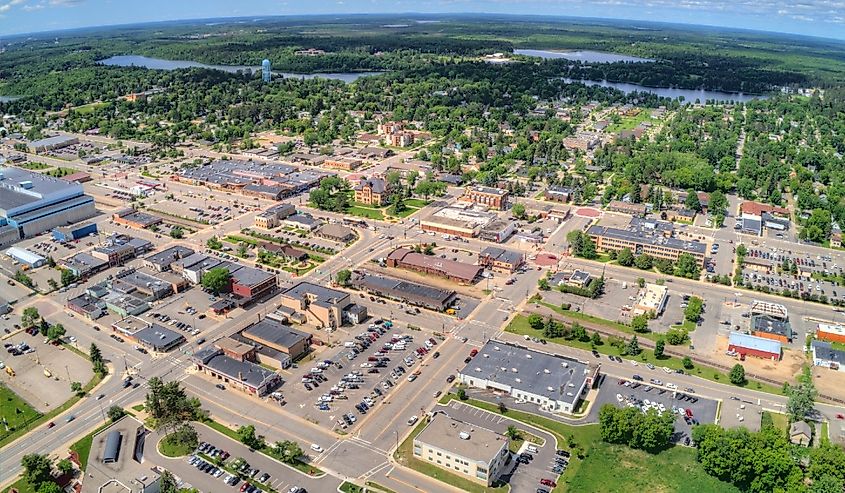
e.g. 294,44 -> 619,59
459,432 -> 470,440
511,368 -> 518,373
547,386 -> 554,391
561,362 -> 568,368
543,369 -> 550,374
515,378 -> 521,383
493,346 -> 500,351
475,367 -> 481,372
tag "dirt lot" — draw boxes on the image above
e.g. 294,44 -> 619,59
0,332 -> 92,412
712,334 -> 803,383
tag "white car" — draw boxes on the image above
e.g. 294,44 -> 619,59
407,415 -> 418,426
310,443 -> 323,453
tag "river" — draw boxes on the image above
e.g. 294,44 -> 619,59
515,49 -> 654,63
561,78 -> 762,103
97,55 -> 383,83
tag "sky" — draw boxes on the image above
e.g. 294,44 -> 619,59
0,0 -> 844,40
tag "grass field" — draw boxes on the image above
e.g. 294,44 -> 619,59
0,384 -> 42,443
15,162 -> 51,170
339,482 -> 365,493
347,205 -> 385,220
568,443 -> 740,493
44,167 -> 77,178
159,433 -> 194,457
606,111 -> 656,133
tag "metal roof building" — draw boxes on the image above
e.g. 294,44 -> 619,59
5,246 -> 46,267
728,331 -> 782,361
103,430 -> 123,463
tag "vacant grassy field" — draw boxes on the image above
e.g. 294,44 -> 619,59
568,443 -> 740,493
0,384 -> 42,443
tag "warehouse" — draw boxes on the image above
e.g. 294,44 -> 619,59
458,340 -> 599,414
52,221 -> 97,243
728,332 -> 782,361
26,135 -> 78,153
350,270 -> 457,311
0,167 -> 96,247
112,208 -> 163,229
5,246 -> 46,268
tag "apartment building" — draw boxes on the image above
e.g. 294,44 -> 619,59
459,186 -> 509,210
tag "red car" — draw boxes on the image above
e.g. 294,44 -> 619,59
837,414 -> 844,420
47,422 -> 55,429
240,483 -> 251,492
540,479 -> 557,487
470,349 -> 478,357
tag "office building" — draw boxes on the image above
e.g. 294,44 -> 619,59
478,247 -> 524,274
193,347 -> 281,396
350,270 -> 456,312
459,340 -> 599,414
633,283 -> 668,316
81,416 -> 159,493
241,318 -> 312,360
354,177 -> 389,206
143,245 -> 195,272
588,219 -> 707,266
279,282 -> 351,329
413,412 -> 509,487
230,265 -> 277,301
0,167 -> 96,247
459,186 -> 509,210
421,205 -> 496,238
254,203 -> 296,229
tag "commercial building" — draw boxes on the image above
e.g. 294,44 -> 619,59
459,186 -> 509,210
324,157 -> 363,171
350,270 -> 456,312
174,254 -> 222,284
284,213 -> 320,231
811,340 -> 845,372
230,265 -> 277,301
354,177 -> 389,206
111,269 -> 175,301
421,205 -> 496,238
459,340 -> 598,414
750,300 -> 788,320
175,160 -> 330,200
728,332 -> 782,361
588,219 -> 707,267
478,246 -> 524,274
633,283 -> 668,316
112,208 -> 163,229
0,167 -> 96,247
143,245 -> 195,272
113,318 -> 185,352
66,294 -> 107,320
750,315 -> 792,343
607,200 -> 648,217
315,223 -> 357,243
279,282 -> 351,329
387,247 -> 482,284
5,246 -> 46,268
241,318 -> 312,360
102,291 -> 150,318
254,203 -> 296,229
479,219 -> 516,243
738,201 -> 791,236
816,323 -> 845,344
27,135 -> 78,153
544,186 -> 573,203
52,221 -> 97,243
413,412 -> 509,487
193,347 -> 281,396
260,242 -> 308,261
81,415 -> 159,493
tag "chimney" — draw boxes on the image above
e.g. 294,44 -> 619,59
238,372 -> 243,381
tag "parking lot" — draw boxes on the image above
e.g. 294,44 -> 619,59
444,400 -> 565,493
283,319 -> 443,432
152,423 -> 339,493
598,375 -> 719,445
0,330 -> 93,412
740,247 -> 844,305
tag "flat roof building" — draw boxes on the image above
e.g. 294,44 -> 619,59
588,219 -> 706,267
459,340 -> 598,414
52,221 -> 97,243
193,347 -> 281,396
413,412 -> 509,486
279,282 -> 351,329
459,186 -> 509,210
811,340 -> 845,372
143,245 -> 194,272
241,318 -> 311,360
27,135 -> 78,153
421,205 -> 496,238
5,246 -> 46,268
350,270 -> 457,312
816,323 -> 845,344
81,415 -> 159,493
112,208 -> 163,229
751,315 -> 792,343
0,167 -> 96,247
478,246 -> 524,274
633,283 -> 668,316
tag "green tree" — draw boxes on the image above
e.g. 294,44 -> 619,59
654,339 -> 665,358
60,269 -> 77,287
335,269 -> 352,286
160,470 -> 179,493
506,425 -> 520,440
237,243 -> 249,258
684,296 -> 704,322
634,254 -> 653,270
676,253 -> 701,279
201,267 -> 231,295
637,277 -> 646,288
729,364 -> 746,385
538,278 -> 550,290
47,323 -> 66,342
631,315 -> 649,333
666,328 -> 689,345
591,331 -> 602,346
21,453 -> 53,488
206,236 -> 223,250
511,203 -> 526,220
21,307 -> 40,328
682,356 -> 694,369
238,424 -> 265,450
456,388 -> 467,400
527,313 -> 544,331
617,247 -> 635,267
70,381 -> 83,396
47,279 -> 58,291
543,317 -> 563,339
36,483 -> 62,493
273,440 -> 303,464
801,209 -> 832,243
108,406 -> 127,422
572,322 -> 589,342
56,458 -> 74,475
684,188 -> 701,211
786,366 -> 817,421
627,335 -> 641,356
810,475 -> 843,493
169,226 -> 184,239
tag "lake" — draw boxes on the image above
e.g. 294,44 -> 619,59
515,49 -> 654,63
98,55 -> 383,83
561,78 -> 762,103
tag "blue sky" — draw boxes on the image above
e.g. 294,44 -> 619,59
1,0 -> 844,40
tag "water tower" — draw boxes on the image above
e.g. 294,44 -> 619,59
261,59 -> 272,83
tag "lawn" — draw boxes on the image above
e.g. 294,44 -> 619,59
671,320 -> 697,331
72,101 -> 109,114
606,111 -> 656,133
505,314 -> 785,396
347,205 -> 385,220
159,433 -> 194,457
393,417 -> 509,493
0,384 -> 42,443
568,442 -> 740,493
44,167 -> 77,178
404,198 -> 431,209
340,482 -> 365,493
763,411 -> 790,433
1,477 -> 36,493
15,162 -> 51,170
536,301 -> 662,342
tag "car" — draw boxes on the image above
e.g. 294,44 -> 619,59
407,415 -> 418,425
47,422 -> 55,429
258,473 -> 270,483
540,479 -> 557,487
66,415 -> 75,423
464,357 -> 472,364
215,383 -> 226,390
446,374 -> 456,383
310,443 -> 323,453
433,351 -> 440,359
837,414 -> 845,420
632,374 -> 643,381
